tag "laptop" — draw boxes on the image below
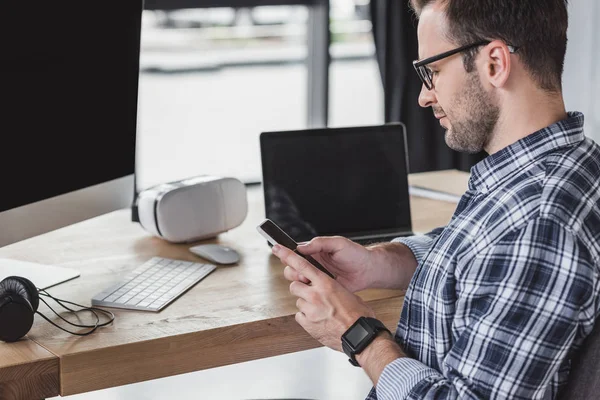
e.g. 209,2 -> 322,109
259,122 -> 414,246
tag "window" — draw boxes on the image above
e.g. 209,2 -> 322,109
136,1 -> 383,189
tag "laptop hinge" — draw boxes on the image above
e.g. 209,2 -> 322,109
346,231 -> 413,241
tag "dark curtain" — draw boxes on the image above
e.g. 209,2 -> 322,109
369,0 -> 485,173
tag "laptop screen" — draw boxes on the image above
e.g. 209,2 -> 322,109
260,123 -> 412,243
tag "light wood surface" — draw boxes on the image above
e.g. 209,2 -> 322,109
408,169 -> 470,198
0,340 -> 59,400
0,170 -> 468,396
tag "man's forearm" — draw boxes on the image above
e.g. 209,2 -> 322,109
366,242 -> 418,290
355,333 -> 406,386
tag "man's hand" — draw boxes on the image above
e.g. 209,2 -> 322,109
273,244 -> 375,352
285,236 -> 375,292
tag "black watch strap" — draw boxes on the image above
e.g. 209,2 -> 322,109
342,340 -> 360,366
342,317 -> 392,367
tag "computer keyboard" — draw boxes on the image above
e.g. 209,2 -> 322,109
91,257 -> 217,312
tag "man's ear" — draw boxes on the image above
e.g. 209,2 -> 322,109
481,40 -> 512,88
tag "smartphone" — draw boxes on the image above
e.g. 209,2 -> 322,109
256,218 -> 336,279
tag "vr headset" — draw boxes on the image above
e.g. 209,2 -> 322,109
131,175 -> 248,243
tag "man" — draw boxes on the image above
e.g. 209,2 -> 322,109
271,0 -> 600,399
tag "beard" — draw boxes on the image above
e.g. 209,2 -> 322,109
438,72 -> 500,154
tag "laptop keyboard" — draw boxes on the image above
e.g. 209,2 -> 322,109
351,233 -> 413,246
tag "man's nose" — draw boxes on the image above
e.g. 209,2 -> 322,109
418,84 -> 437,108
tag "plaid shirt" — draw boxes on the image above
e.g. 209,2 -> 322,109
366,112 -> 600,400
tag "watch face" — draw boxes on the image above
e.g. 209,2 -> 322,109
346,323 -> 370,347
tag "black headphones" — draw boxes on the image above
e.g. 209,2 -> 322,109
0,276 -> 115,342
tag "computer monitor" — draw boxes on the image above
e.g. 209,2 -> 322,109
0,2 -> 143,246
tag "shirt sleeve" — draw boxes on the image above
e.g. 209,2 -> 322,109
377,218 -> 596,400
392,227 -> 444,266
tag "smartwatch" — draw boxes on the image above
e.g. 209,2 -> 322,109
341,317 -> 392,367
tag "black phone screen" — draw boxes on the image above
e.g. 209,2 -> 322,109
259,219 -> 298,250
257,219 -> 336,279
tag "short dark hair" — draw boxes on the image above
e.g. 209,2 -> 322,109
410,0 -> 569,92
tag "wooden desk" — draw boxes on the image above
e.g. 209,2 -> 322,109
0,170 -> 468,398
0,341 -> 58,400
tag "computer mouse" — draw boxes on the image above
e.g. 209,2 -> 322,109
189,244 -> 240,265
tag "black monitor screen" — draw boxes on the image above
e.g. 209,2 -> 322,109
0,1 -> 141,213
260,124 -> 411,243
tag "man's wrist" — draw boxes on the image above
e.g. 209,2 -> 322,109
355,332 -> 405,385
354,330 -> 396,365
366,243 -> 417,290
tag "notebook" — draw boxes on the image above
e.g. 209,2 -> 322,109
0,258 -> 80,290
259,123 -> 414,246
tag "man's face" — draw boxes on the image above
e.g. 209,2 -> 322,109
416,5 -> 499,154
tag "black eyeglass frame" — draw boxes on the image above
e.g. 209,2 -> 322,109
413,40 -> 518,90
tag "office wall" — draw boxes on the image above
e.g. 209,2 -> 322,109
563,0 -> 599,142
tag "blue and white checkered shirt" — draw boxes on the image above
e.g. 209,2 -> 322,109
366,112 -> 600,400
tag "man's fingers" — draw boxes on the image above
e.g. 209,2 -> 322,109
295,311 -> 308,327
296,298 -> 319,320
296,236 -> 347,256
274,245 -> 321,281
283,266 -> 310,284
296,297 -> 308,313
289,280 -> 311,300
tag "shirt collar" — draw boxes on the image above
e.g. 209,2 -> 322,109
469,111 -> 585,193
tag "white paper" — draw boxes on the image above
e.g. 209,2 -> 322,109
0,258 -> 80,290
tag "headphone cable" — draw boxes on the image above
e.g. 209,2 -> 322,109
35,309 -> 99,336
37,295 -> 100,328
38,290 -> 115,327
32,290 -> 115,336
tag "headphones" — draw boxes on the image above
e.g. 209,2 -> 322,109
0,276 -> 115,342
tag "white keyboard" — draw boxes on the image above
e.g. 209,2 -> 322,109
91,257 -> 217,312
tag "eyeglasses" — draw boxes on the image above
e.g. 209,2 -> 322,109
413,40 -> 518,90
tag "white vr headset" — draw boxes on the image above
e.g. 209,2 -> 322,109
132,175 -> 248,243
